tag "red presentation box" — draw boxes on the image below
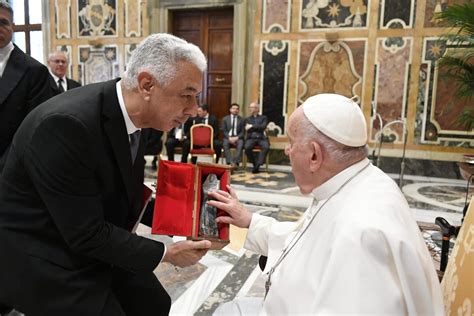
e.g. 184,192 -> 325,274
152,160 -> 231,250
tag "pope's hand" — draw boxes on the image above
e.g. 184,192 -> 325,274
162,240 -> 211,267
208,185 -> 252,228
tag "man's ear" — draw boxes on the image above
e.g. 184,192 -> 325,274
309,141 -> 323,173
137,72 -> 155,101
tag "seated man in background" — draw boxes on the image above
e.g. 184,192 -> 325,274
221,103 -> 244,169
244,102 -> 269,174
165,116 -> 193,163
184,103 -> 222,164
47,50 -> 81,93
210,94 -> 443,315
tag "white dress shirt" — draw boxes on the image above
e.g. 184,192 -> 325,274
0,42 -> 14,77
50,72 -> 68,92
115,81 -> 167,263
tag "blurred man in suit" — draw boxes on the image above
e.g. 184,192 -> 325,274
0,1 -> 55,173
165,116 -> 194,163
142,128 -> 164,170
222,103 -> 244,169
244,102 -> 269,174
47,50 -> 81,93
183,103 -> 222,163
0,33 -> 211,315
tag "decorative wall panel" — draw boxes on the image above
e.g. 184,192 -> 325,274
125,0 -> 142,37
424,0 -> 470,28
50,0 -> 148,85
416,38 -> 473,146
55,0 -> 71,39
78,45 -> 119,84
260,40 -> 290,136
298,40 -> 366,104
262,0 -> 291,33
379,0 -> 415,29
300,0 -> 369,30
125,44 -> 137,68
78,0 -> 117,37
370,37 -> 412,144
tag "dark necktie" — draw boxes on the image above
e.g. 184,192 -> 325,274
231,116 -> 236,137
57,78 -> 65,93
129,130 -> 141,163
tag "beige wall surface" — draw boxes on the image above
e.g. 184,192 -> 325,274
47,0 -> 474,160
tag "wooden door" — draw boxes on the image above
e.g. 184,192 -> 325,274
171,8 -> 234,124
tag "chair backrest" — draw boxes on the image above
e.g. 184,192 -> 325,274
442,196 -> 474,315
190,124 -> 214,149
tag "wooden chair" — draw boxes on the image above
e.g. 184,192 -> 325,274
242,130 -> 270,172
188,124 -> 215,162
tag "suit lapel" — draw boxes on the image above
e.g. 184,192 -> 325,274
102,79 -> 136,206
0,46 -> 27,105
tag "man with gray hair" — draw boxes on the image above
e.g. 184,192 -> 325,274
210,94 -> 443,315
0,33 -> 211,315
47,50 -> 81,93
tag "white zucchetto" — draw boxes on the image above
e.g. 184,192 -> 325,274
302,94 -> 367,147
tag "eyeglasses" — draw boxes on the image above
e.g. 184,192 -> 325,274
50,59 -> 67,65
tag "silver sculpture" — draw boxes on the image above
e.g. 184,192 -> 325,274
199,174 -> 220,237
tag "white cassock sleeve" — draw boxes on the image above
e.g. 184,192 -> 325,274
244,213 -> 297,257
312,227 -> 443,315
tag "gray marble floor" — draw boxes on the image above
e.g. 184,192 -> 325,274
140,157 -> 471,316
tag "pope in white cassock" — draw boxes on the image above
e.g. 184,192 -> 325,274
209,94 -> 444,315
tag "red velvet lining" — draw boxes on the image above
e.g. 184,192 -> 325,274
151,161 -> 230,242
152,161 -> 195,236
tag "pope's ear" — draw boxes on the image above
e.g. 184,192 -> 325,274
136,72 -> 155,96
309,141 -> 323,172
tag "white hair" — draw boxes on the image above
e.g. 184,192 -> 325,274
122,33 -> 207,89
299,113 -> 368,164
48,50 -> 68,62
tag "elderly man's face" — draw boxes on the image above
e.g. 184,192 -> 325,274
48,52 -> 68,78
142,61 -> 202,131
0,8 -> 13,49
249,103 -> 259,116
285,109 -> 315,194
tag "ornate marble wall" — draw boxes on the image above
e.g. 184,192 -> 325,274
50,0 -> 148,84
253,0 -> 473,158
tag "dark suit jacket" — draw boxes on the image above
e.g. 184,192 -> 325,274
50,75 -> 82,95
0,45 -> 55,171
222,114 -> 244,140
196,114 -> 219,140
167,116 -> 194,141
142,128 -> 164,155
0,79 -> 165,315
244,114 -> 268,140
67,77 -> 82,89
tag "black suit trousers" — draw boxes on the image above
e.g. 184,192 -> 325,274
245,138 -> 269,166
101,269 -> 171,316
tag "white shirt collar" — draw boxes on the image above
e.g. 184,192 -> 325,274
49,72 -> 65,82
0,42 -> 14,77
116,80 -> 140,135
311,158 -> 370,201
0,42 -> 14,59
